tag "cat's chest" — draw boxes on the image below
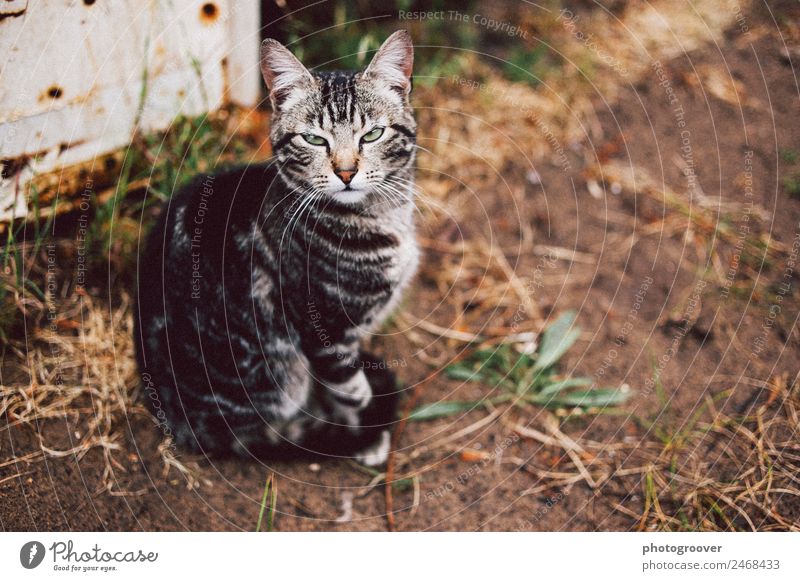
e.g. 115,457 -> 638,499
360,232 -> 419,331
317,224 -> 414,290
306,218 -> 418,326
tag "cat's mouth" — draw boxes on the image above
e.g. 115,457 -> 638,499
334,183 -> 362,195
329,187 -> 368,205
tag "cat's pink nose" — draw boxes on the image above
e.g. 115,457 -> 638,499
334,168 -> 357,185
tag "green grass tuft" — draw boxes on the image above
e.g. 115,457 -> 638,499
256,473 -> 278,532
782,170 -> 800,199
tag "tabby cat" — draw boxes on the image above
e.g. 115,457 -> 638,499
134,31 -> 418,465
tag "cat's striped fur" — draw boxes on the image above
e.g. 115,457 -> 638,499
134,32 -> 417,465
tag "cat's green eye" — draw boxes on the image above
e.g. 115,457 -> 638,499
302,133 -> 327,146
361,127 -> 385,143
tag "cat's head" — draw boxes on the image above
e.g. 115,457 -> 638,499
260,31 -> 416,206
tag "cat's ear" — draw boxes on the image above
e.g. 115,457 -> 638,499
364,30 -> 414,99
260,39 -> 315,111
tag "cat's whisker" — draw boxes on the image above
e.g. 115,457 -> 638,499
301,190 -> 329,241
372,184 -> 408,212
377,173 -> 413,193
303,191 -> 338,254
266,182 -> 314,248
375,180 -> 423,217
412,143 -> 436,157
277,194 -> 307,248
377,182 -> 417,211
384,174 -> 426,196
384,176 -> 438,211
279,188 -> 321,261
387,187 -> 441,221
371,182 -> 402,203
287,189 -> 324,257
293,191 -> 327,277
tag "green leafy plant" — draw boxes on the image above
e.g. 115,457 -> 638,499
410,310 -> 630,421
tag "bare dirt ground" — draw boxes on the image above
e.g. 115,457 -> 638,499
2,0 -> 799,531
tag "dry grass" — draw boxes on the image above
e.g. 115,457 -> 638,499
628,375 -> 800,531
2,289 -> 137,488
0,285 -> 205,492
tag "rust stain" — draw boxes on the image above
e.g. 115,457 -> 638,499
199,2 -> 218,25
40,85 -> 64,101
1,156 -> 31,180
58,139 -> 87,154
0,3 -> 27,22
0,13 -> 25,23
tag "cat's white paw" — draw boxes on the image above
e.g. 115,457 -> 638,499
326,371 -> 372,411
355,430 -> 392,467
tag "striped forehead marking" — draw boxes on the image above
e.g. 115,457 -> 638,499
316,72 -> 366,128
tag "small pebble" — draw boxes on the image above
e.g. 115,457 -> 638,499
586,179 -> 603,199
308,463 -> 320,473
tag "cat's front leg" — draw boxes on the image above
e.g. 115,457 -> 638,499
311,341 -> 371,426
